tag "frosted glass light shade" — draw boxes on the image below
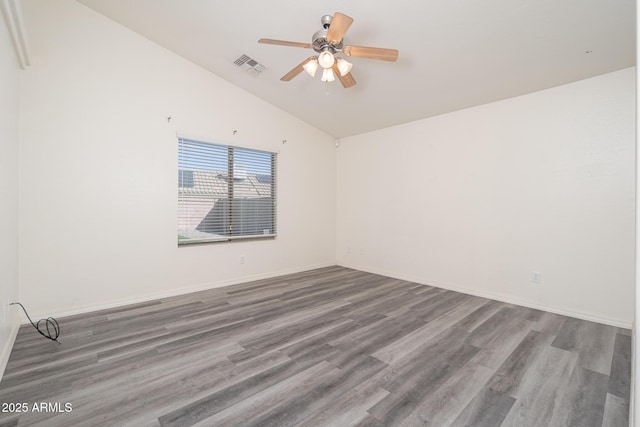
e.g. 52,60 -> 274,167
318,50 -> 335,69
303,59 -> 318,77
321,68 -> 335,82
336,58 -> 353,76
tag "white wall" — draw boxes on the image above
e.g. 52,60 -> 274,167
337,68 -> 635,327
0,5 -> 21,375
18,0 -> 336,318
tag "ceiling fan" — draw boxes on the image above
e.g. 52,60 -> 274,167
258,12 -> 399,88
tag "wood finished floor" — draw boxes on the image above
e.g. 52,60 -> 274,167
0,266 -> 631,427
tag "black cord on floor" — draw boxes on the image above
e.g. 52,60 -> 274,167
10,302 -> 61,343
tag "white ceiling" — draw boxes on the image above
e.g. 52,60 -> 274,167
75,0 -> 635,138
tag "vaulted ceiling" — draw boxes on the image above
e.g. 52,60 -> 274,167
75,0 -> 635,138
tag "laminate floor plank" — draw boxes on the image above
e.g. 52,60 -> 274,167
367,327 -> 479,424
608,333 -> 632,400
399,362 -> 494,426
452,300 -> 504,332
509,306 -> 545,322
532,311 -> 568,336
410,291 -> 471,322
551,317 -> 617,375
278,313 -> 386,360
299,379 -> 389,427
0,266 -> 630,426
326,316 -> 427,370
468,316 -> 534,370
449,387 -> 516,427
602,393 -> 630,427
617,327 -> 632,337
500,346 -> 579,427
159,345 -> 340,427
372,296 -> 487,365
344,287 -> 424,320
486,330 -> 555,397
549,367 -> 608,427
372,341 -> 480,425
246,355 -> 388,427
118,351 -> 292,427
185,361 -> 338,427
466,307 -> 520,348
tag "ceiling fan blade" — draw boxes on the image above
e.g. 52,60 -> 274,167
326,12 -> 353,45
258,38 -> 314,49
281,57 -> 316,81
342,45 -> 399,62
332,63 -> 356,88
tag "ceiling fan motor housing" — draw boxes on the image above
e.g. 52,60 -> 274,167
312,16 -> 344,54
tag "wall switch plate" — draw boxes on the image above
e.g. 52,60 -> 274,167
240,255 -> 245,264
531,271 -> 542,283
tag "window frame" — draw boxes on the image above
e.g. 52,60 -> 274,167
177,137 -> 277,246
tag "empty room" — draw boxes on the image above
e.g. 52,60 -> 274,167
0,0 -> 636,426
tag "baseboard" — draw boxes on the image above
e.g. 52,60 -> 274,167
28,261 -> 337,322
0,319 -> 20,381
338,262 -> 632,329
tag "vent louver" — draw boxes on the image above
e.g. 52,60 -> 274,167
234,54 -> 266,76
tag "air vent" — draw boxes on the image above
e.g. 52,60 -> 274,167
234,54 -> 266,77
234,54 -> 251,66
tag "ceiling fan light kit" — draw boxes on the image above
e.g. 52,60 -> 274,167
303,58 -> 319,77
336,58 -> 352,77
318,49 -> 335,69
321,68 -> 336,82
258,12 -> 398,88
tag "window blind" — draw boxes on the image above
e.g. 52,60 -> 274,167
178,137 -> 276,245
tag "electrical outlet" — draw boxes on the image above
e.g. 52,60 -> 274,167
240,255 -> 245,265
531,271 -> 542,283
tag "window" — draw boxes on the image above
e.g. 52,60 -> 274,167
178,137 -> 276,245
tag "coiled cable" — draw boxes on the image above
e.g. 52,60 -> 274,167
10,302 -> 61,343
